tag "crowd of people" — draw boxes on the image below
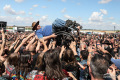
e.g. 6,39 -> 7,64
0,19 -> 120,80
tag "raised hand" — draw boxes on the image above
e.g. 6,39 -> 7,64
1,28 -> 4,33
108,66 -> 116,80
61,45 -> 66,52
69,41 -> 76,50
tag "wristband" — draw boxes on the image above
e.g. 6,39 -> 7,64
82,67 -> 86,70
74,55 -> 81,62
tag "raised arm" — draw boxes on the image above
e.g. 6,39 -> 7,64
39,39 -> 48,53
26,37 -> 36,50
43,33 -> 57,40
14,32 -> 35,53
69,41 -> 77,55
0,28 -> 6,62
0,28 -> 5,55
36,40 -> 40,53
9,37 -> 19,51
14,38 -> 20,50
26,32 -> 35,40
59,45 -> 66,59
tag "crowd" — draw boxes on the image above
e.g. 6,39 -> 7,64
0,19 -> 120,80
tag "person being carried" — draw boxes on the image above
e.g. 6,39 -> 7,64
32,18 -> 81,42
32,18 -> 64,41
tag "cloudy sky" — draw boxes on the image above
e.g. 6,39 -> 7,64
0,0 -> 120,30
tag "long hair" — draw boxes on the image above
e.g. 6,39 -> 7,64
35,53 -> 45,71
62,48 -> 77,67
20,51 -> 31,78
44,48 -> 66,80
7,53 -> 20,78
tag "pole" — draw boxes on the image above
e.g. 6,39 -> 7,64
114,26 -> 115,32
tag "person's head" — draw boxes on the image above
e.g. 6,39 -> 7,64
32,21 -> 41,30
114,44 -> 118,48
62,48 -> 76,63
103,53 -> 112,63
85,40 -> 89,46
80,50 -> 89,60
19,46 -> 26,54
91,38 -> 94,42
81,36 -> 85,42
43,48 -> 65,79
84,37 -> 87,40
109,36 -> 114,43
20,53 -> 31,77
119,42 -> 120,47
28,44 -> 36,55
36,25 -> 41,30
89,54 -> 109,79
7,53 -> 19,66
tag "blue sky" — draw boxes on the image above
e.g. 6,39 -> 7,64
0,0 -> 120,30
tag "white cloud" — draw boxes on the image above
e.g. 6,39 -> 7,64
16,16 -> 23,21
112,22 -> 116,25
36,14 -> 40,17
89,12 -> 103,22
0,15 -> 52,26
30,8 -> 33,10
3,5 -> 25,15
15,0 -> 24,3
41,6 -> 47,8
40,15 -> 48,21
19,11 -> 25,15
39,15 -> 52,26
100,9 -> 107,15
109,17 -> 114,20
3,5 -> 17,15
64,14 -> 73,19
62,0 -> 66,2
0,16 -> 34,26
61,8 -> 66,13
29,12 -> 32,15
33,4 -> 38,7
77,3 -> 80,5
99,0 -> 112,4
86,10 -> 119,30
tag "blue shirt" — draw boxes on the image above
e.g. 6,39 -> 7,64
35,25 -> 53,39
79,60 -> 87,80
111,58 -> 120,69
